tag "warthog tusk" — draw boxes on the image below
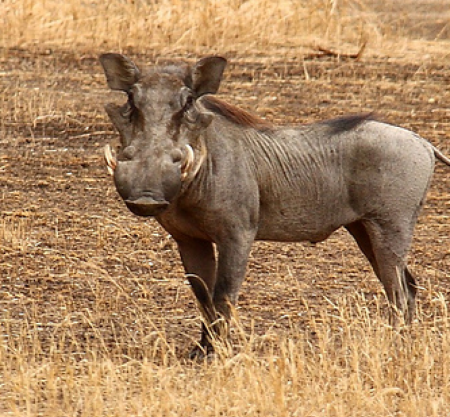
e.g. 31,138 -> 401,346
103,144 -> 117,176
181,144 -> 194,181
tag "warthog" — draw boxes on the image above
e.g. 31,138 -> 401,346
100,53 -> 450,354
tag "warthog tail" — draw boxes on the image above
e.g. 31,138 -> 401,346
434,147 -> 450,166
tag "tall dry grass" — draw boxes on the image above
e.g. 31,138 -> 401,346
2,283 -> 450,416
0,0 -> 375,53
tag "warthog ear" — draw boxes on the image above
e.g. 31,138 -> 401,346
189,56 -> 227,97
99,53 -> 140,93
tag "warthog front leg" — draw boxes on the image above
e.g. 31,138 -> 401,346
178,232 -> 255,357
210,233 -> 255,341
176,238 -> 219,355
186,274 -> 222,356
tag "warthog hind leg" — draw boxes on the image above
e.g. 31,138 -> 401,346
346,219 -> 417,324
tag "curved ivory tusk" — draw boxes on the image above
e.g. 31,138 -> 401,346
103,144 -> 117,176
181,144 -> 194,181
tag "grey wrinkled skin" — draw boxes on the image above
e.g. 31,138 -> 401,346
100,53 -> 450,353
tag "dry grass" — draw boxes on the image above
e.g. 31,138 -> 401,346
2,282 -> 450,416
1,0 -> 376,54
1,1 -> 450,416
2,0 -> 449,60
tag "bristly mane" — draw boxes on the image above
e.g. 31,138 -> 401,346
201,96 -> 273,131
201,94 -> 374,135
320,113 -> 376,135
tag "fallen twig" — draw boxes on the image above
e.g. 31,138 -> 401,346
305,42 -> 367,61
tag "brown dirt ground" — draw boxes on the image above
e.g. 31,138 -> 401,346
0,46 -> 449,358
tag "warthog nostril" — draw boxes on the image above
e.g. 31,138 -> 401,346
125,196 -> 169,217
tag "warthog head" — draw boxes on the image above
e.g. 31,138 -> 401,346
100,53 -> 227,216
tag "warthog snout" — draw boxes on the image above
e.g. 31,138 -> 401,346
125,196 -> 170,217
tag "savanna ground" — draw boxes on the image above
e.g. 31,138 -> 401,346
1,0 -> 450,416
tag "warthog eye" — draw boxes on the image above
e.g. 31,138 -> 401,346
121,103 -> 133,120
183,95 -> 194,111
179,87 -> 194,112
121,92 -> 138,121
